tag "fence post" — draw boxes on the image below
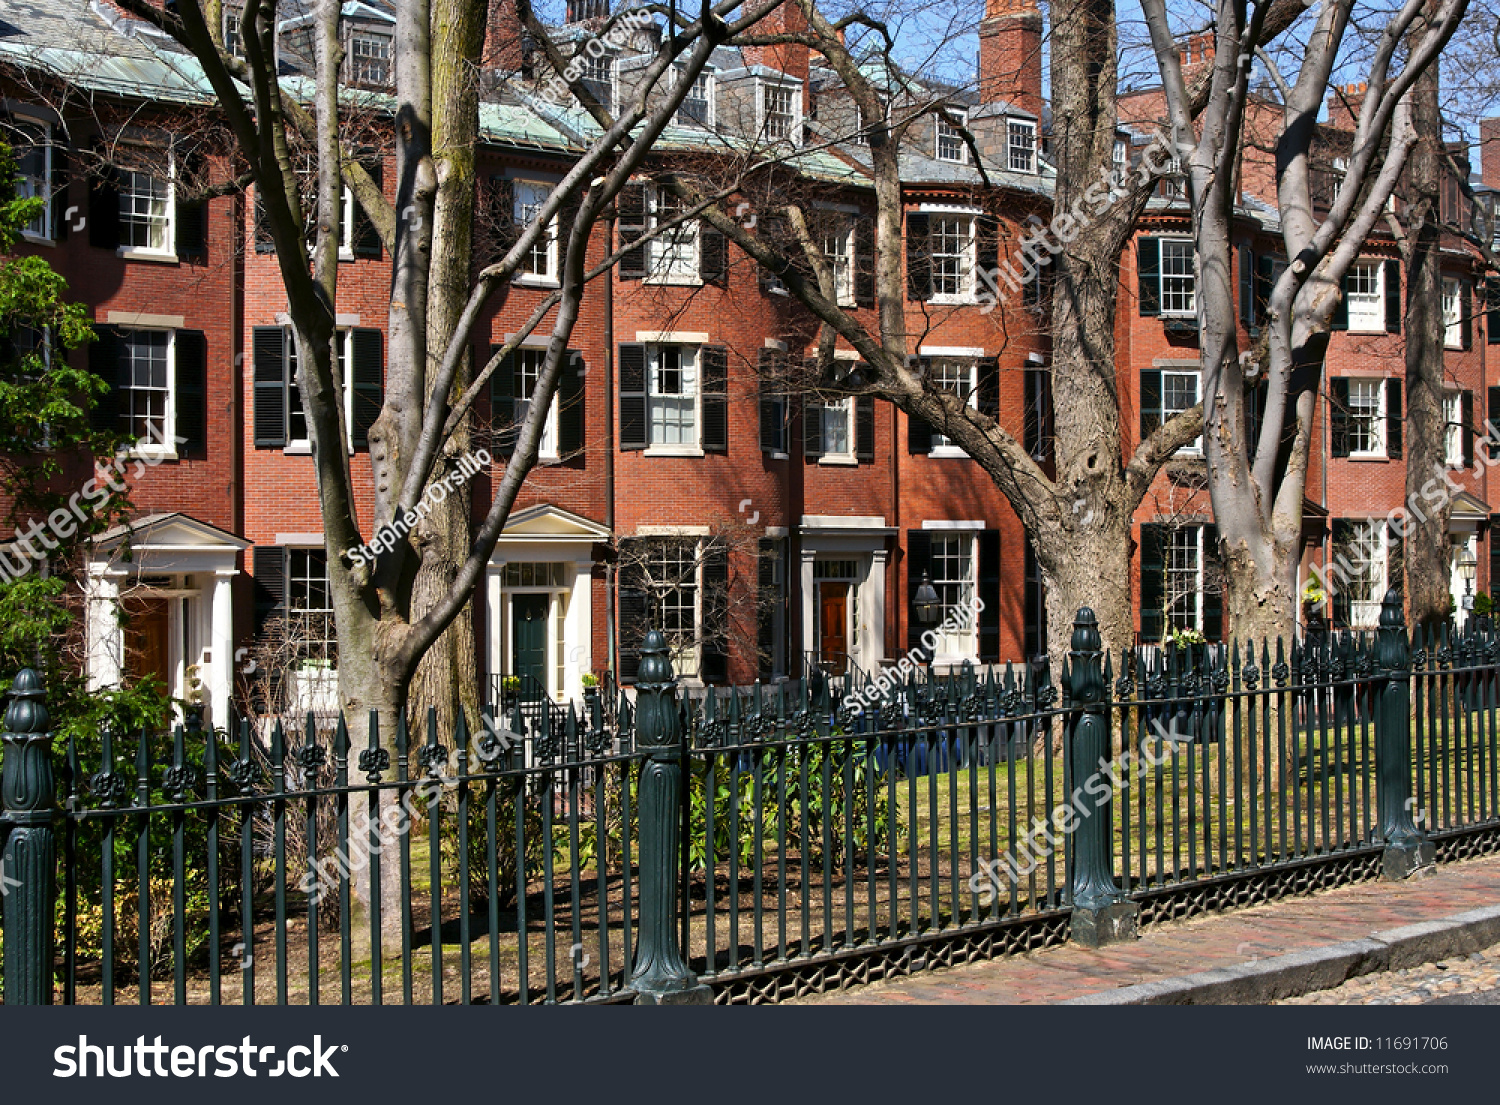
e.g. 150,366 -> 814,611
629,630 -> 711,1004
1066,609 -> 1138,948
1,669 -> 57,1004
1374,590 -> 1434,880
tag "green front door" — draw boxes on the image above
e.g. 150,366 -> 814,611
512,593 -> 550,696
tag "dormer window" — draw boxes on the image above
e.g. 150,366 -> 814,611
349,31 -> 391,88
678,70 -> 712,126
582,54 -> 614,113
224,7 -> 244,59
936,110 -> 967,163
761,82 -> 800,144
1008,119 -> 1036,173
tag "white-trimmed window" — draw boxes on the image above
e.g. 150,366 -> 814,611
284,328 -> 355,452
119,159 -> 173,255
936,110 -> 967,163
349,32 -> 391,87
761,81 -> 800,144
929,357 -> 977,452
513,180 -> 558,282
288,547 -> 337,667
647,344 -> 698,447
515,348 -> 559,458
14,118 -> 51,241
1166,527 -> 1203,632
224,7 -> 244,58
930,215 -> 976,302
678,70 -> 713,126
930,533 -> 976,658
646,185 -> 699,284
121,329 -> 174,453
581,54 -> 614,112
645,539 -> 701,677
1159,238 -> 1196,316
1333,520 -> 1388,629
1162,369 -> 1202,454
1113,137 -> 1129,173
818,396 -> 854,458
1444,278 -> 1463,349
1008,119 -> 1036,173
1346,378 -> 1385,457
822,220 -> 855,305
1445,390 -> 1463,468
1346,262 -> 1383,331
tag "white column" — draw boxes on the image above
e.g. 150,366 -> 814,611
487,565 -> 504,685
800,547 -> 817,669
864,548 -> 889,672
209,569 -> 236,730
565,560 -> 594,703
86,567 -> 124,691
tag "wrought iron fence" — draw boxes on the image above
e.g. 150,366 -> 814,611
2,590 -> 1497,1005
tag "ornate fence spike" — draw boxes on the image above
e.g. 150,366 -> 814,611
2,669 -> 57,1004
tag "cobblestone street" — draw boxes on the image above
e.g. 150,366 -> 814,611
1278,947 -> 1500,1005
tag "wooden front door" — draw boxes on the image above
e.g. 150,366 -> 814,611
511,593 -> 550,697
124,600 -> 171,690
818,583 -> 849,673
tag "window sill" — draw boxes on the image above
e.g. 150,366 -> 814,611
643,446 -> 705,458
21,232 -> 56,247
1347,324 -> 1385,334
1346,453 -> 1389,463
514,274 -> 561,289
338,248 -> 355,263
818,455 -> 859,467
928,294 -> 978,307
928,446 -> 970,459
645,276 -> 703,288
768,451 -> 789,461
285,443 -> 313,456
117,246 -> 179,264
124,449 -> 178,464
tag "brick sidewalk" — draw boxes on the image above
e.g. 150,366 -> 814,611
791,854 -> 1500,1004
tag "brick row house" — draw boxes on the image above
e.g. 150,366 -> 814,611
1,0 -> 1496,729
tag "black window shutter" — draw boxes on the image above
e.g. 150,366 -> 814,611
1331,275 -> 1349,330
553,189 -> 582,278
803,396 -> 823,459
252,545 -> 286,634
1386,378 -> 1402,459
757,537 -> 776,679
976,215 -> 999,278
700,543 -> 729,683
174,148 -> 208,258
350,328 -> 384,450
483,177 -> 515,264
855,394 -> 875,462
1330,519 -> 1353,628
253,189 -> 276,253
1238,245 -> 1254,327
1330,377 -> 1350,458
617,184 -> 647,280
1139,368 -> 1162,438
489,345 -> 518,457
906,530 -> 932,653
1487,278 -> 1500,345
1023,540 -> 1046,660
700,344 -> 728,453
1489,387 -> 1500,460
978,529 -> 1000,661
1138,523 -> 1164,642
699,226 -> 728,286
1384,259 -> 1401,334
1462,389 -> 1475,469
352,157 -> 383,259
976,356 -> 999,418
88,326 -> 122,431
908,357 -> 933,453
1137,237 -> 1160,316
1201,524 -> 1222,641
618,343 -> 647,450
50,142 -> 69,243
854,216 -> 875,307
758,351 -> 785,453
88,165 -> 120,250
1461,283 -> 1473,351
616,541 -> 648,682
905,213 -> 931,301
252,326 -> 288,448
558,349 -> 585,456
1385,522 -> 1404,605
1491,517 -> 1500,598
174,329 -> 207,457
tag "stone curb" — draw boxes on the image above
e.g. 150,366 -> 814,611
1060,904 -> 1500,1005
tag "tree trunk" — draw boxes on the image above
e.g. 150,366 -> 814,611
1403,35 -> 1450,633
1036,515 -> 1135,678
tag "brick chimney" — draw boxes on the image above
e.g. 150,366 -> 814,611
484,0 -> 527,72
1324,82 -> 1366,134
741,1 -> 810,84
1177,31 -> 1216,82
1480,118 -> 1500,189
978,0 -> 1042,119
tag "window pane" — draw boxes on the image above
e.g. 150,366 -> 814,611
514,181 -> 555,277
1333,521 -> 1387,628
515,348 -> 557,455
120,168 -> 170,251
937,115 -> 965,162
1160,240 -> 1196,315
351,34 -> 390,86
123,330 -> 171,447
764,85 -> 795,141
1347,263 -> 1382,330
931,217 -> 972,298
288,548 -> 338,666
930,534 -> 974,656
821,397 -> 851,455
929,358 -> 973,448
1008,121 -> 1035,172
648,345 -> 697,445
15,123 -> 48,237
1348,378 -> 1383,455
644,541 -> 698,676
1166,527 -> 1201,631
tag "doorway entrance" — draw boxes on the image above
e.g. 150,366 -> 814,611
511,592 -> 550,698
818,581 -> 850,674
124,599 -> 172,690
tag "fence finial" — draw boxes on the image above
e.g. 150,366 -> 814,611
2,668 -> 56,1004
